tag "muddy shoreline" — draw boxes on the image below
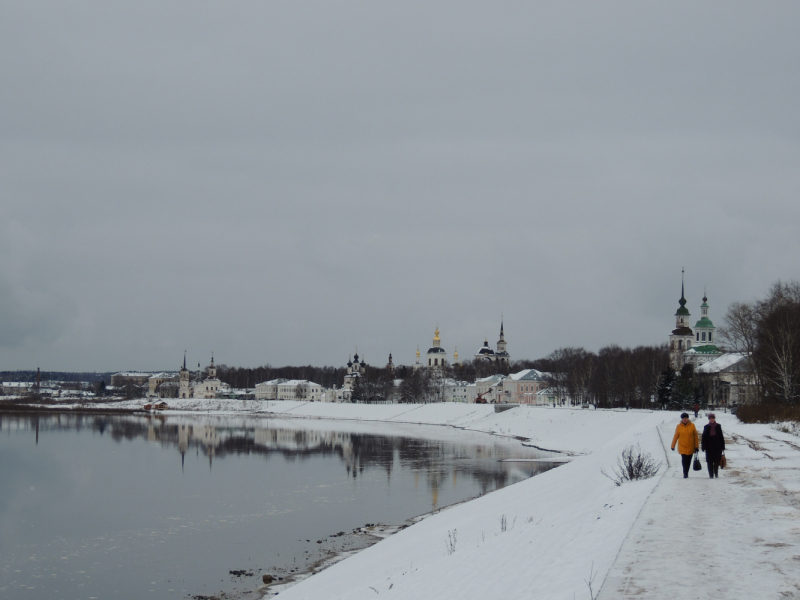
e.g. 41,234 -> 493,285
238,497 -> 480,600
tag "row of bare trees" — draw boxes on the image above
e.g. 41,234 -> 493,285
539,345 -> 670,409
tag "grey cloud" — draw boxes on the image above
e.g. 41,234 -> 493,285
1,2 -> 798,370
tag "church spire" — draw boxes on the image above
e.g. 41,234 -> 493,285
496,318 -> 509,363
676,269 -> 690,317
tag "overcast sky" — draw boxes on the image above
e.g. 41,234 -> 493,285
2,2 -> 799,373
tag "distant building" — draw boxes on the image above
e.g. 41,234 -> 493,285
157,381 -> 180,398
683,293 -> 722,367
696,353 -> 756,406
343,353 -> 366,392
179,354 -> 193,399
426,327 -> 447,370
1,382 -> 30,396
111,372 -> 154,388
148,372 -> 179,397
276,380 -> 325,401
475,374 -> 506,403
475,339 -> 495,361
255,379 -> 287,400
501,369 -> 549,404
474,321 -> 510,365
442,379 -> 472,402
193,355 -> 222,399
668,271 -> 722,369
412,346 -> 423,371
324,386 -> 350,403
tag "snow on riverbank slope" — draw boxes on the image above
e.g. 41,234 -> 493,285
272,407 -> 668,600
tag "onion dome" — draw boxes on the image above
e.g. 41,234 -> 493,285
476,339 -> 495,356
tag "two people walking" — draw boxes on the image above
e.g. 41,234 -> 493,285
671,412 -> 725,479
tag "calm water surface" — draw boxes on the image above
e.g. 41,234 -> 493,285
0,412 -> 556,599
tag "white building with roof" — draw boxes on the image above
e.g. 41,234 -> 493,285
255,378 -> 288,400
695,353 -> 755,406
535,387 -> 560,406
442,379 -> 472,403
193,355 -> 222,399
1,382 -> 30,395
501,369 -> 550,404
276,380 -> 325,401
148,372 -> 179,397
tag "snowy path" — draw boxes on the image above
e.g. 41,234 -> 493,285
598,421 -> 800,600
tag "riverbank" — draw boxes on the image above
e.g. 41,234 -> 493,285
253,404 -> 800,600
4,399 -> 799,598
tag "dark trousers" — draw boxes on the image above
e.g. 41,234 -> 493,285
706,450 -> 722,478
681,454 -> 693,477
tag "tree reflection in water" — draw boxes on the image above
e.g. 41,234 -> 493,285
2,412 -> 554,503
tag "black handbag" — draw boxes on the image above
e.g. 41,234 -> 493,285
693,452 -> 702,471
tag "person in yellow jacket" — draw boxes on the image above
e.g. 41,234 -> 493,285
671,412 -> 700,478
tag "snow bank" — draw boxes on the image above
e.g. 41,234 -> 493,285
273,408 -> 669,600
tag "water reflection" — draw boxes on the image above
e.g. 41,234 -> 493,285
3,413 -> 551,505
0,412 -> 556,600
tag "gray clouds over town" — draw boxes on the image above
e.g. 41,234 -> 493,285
1,2 -> 799,371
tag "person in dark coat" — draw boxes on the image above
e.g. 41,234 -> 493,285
701,413 -> 725,478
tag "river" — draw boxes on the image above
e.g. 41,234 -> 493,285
0,411 -> 558,599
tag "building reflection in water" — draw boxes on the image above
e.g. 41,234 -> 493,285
3,412 -> 556,507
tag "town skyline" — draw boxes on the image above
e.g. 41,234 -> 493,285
0,277 -> 767,372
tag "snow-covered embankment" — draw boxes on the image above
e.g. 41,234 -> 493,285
256,404 -> 671,600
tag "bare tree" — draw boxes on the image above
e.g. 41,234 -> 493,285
758,300 -> 800,404
294,382 -> 309,401
719,301 -> 761,389
398,369 -> 433,403
720,280 -> 800,405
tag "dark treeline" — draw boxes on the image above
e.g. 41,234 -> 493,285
216,364 -> 348,389
0,371 -> 114,384
543,345 -> 670,409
